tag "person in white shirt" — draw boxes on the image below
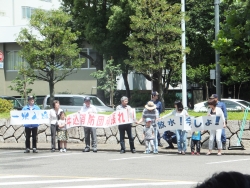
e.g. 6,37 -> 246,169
50,100 -> 63,152
80,97 -> 98,152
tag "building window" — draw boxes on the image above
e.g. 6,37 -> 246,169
6,51 -> 26,71
22,6 -> 36,19
79,48 -> 96,69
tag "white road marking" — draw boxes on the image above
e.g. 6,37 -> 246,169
49,181 -> 197,188
0,175 -> 39,179
25,152 -> 82,159
0,178 -> 118,185
206,158 -> 250,164
109,155 -> 164,161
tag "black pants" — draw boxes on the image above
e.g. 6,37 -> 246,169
118,124 -> 135,151
50,124 -> 57,149
25,127 -> 38,149
84,127 -> 97,148
191,139 -> 201,153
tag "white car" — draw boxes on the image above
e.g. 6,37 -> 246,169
193,98 -> 250,112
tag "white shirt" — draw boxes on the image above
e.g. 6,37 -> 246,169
50,108 -> 63,124
80,105 -> 97,114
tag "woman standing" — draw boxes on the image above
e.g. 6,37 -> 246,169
173,100 -> 189,155
50,100 -> 63,152
206,98 -> 226,156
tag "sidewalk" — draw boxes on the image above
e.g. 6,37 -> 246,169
0,143 -> 249,155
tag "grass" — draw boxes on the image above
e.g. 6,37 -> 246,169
1,110 -> 249,120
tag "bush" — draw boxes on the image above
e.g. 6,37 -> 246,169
0,99 -> 13,113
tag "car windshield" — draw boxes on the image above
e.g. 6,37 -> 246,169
89,97 -> 105,106
237,100 -> 250,107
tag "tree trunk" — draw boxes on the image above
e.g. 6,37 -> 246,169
49,81 -> 55,108
234,84 -> 236,98
238,83 -> 242,99
95,53 -> 105,103
206,82 -> 209,100
153,70 -> 165,112
122,72 -> 130,99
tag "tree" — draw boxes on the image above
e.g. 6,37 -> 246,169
8,64 -> 35,105
16,9 -> 83,107
91,60 -> 122,108
124,0 -> 183,110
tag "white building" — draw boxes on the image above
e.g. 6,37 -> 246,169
0,0 -> 97,97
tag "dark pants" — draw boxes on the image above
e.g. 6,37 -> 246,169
118,124 -> 135,151
25,127 -> 37,149
50,124 -> 57,149
191,139 -> 201,153
162,131 -> 176,148
84,127 -> 97,148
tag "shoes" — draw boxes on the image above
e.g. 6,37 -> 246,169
93,148 -> 97,153
165,146 -> 174,149
191,152 -> 195,155
178,151 -> 182,155
51,149 -> 55,152
83,147 -> 90,152
63,149 -> 67,152
60,149 -> 63,152
158,142 -> 163,147
153,151 -> 158,154
24,149 -> 30,153
206,152 -> 211,156
144,150 -> 150,154
33,148 -> 38,153
131,149 -> 136,153
120,150 -> 125,154
217,153 -> 222,156
196,152 -> 200,156
222,143 -> 227,150
182,151 -> 185,155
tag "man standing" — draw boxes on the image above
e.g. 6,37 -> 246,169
209,94 -> 227,150
22,96 -> 40,153
151,91 -> 163,147
80,97 -> 97,152
116,96 -> 136,154
137,101 -> 159,154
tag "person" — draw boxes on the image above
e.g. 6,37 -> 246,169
171,100 -> 189,155
116,96 -> 136,154
50,100 -> 63,152
80,97 -> 97,152
57,111 -> 68,152
191,131 -> 201,155
162,131 -> 176,149
195,171 -> 250,188
151,91 -> 163,147
136,101 -> 159,154
210,94 -> 228,150
143,118 -> 155,154
206,98 -> 226,156
22,96 -> 40,153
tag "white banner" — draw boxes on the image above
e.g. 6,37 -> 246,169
156,115 -> 224,133
10,110 -> 50,125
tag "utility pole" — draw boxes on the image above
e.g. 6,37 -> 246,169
215,0 -> 221,100
181,0 -> 187,108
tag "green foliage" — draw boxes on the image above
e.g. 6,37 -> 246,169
0,99 -> 13,113
129,92 -> 151,107
16,9 -> 83,107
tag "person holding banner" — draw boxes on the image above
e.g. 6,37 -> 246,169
50,100 -> 63,152
137,101 -> 159,154
80,97 -> 98,152
172,100 -> 189,155
116,96 -> 136,154
206,98 -> 226,156
23,96 -> 40,153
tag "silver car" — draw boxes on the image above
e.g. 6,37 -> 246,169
43,94 -> 114,113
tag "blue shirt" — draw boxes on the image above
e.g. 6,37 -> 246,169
192,131 -> 201,141
22,104 -> 41,128
151,100 -> 163,115
217,101 -> 227,119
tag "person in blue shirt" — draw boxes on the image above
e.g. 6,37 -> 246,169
191,131 -> 201,155
209,94 -> 227,150
22,96 -> 41,153
151,91 -> 163,147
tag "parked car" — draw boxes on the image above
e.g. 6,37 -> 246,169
0,96 -> 23,110
43,94 -> 114,113
194,98 -> 250,112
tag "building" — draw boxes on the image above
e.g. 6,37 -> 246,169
0,0 -> 98,97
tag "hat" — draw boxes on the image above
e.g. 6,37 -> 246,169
145,101 -> 156,110
146,118 -> 152,122
27,96 -> 34,100
84,97 -> 91,101
209,94 -> 218,99
152,91 -> 159,96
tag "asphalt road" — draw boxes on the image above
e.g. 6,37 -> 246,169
1,149 -> 250,188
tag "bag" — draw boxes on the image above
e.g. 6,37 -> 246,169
55,121 -> 59,131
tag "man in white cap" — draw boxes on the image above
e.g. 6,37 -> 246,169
80,97 -> 97,152
136,101 -> 159,154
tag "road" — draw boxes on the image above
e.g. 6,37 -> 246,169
1,149 -> 250,188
